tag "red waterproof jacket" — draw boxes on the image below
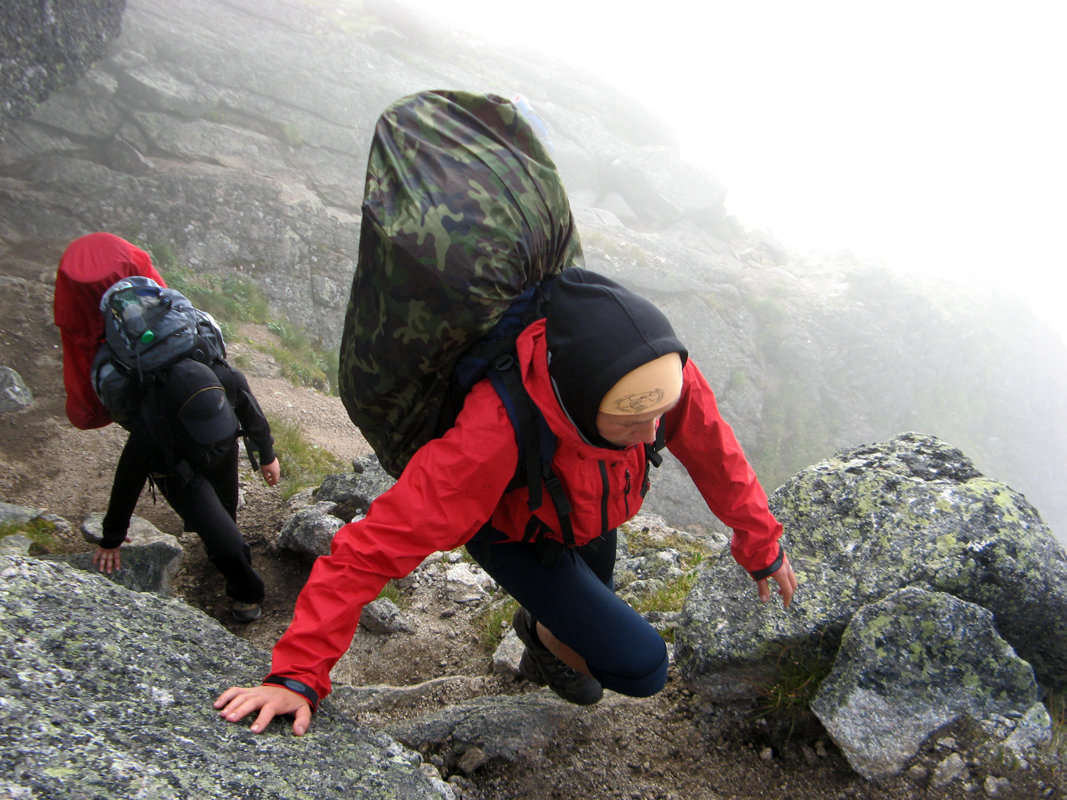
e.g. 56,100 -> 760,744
53,233 -> 164,429
267,320 -> 783,704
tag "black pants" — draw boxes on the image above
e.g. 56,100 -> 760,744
156,445 -> 264,604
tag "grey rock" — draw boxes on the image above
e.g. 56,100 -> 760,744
72,512 -> 184,593
45,541 -> 184,596
277,503 -> 344,556
491,628 -> 525,677
442,561 -> 495,604
0,556 -> 444,800
0,0 -> 124,137
315,459 -> 397,521
0,366 -> 32,411
0,533 -> 33,555
278,457 -> 398,554
810,587 -> 1047,779
931,752 -> 967,787
80,510 -> 179,548
384,693 -> 582,770
675,433 -> 1067,703
360,596 -> 409,634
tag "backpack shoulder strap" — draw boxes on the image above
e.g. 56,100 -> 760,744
487,353 -> 575,548
645,422 -> 666,468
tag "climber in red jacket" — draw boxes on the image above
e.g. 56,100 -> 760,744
216,269 -> 797,735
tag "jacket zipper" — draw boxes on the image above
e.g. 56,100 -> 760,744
624,468 -> 632,517
598,460 -> 610,533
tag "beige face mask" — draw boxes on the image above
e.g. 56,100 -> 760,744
598,353 -> 684,416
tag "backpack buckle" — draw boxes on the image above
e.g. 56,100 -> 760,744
491,353 -> 515,372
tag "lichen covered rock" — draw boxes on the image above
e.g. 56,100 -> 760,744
811,587 -> 1048,779
676,432 -> 1067,700
0,556 -> 445,799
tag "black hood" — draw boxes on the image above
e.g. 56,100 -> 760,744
545,269 -> 688,447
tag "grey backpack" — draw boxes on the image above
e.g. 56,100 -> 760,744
91,276 -> 225,429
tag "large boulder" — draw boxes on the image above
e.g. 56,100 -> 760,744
675,432 -> 1067,701
810,587 -> 1050,779
0,556 -> 446,800
0,0 -> 125,137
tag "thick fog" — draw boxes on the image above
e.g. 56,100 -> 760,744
406,0 -> 1067,348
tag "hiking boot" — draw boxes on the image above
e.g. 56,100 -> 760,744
231,601 -> 262,623
512,607 -> 603,705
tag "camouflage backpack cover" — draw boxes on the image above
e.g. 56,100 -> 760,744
340,90 -> 583,477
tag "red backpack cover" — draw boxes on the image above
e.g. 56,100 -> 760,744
53,233 -> 165,429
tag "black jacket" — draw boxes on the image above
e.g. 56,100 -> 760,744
99,362 -> 275,548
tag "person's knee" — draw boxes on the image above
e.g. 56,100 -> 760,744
593,635 -> 669,698
199,525 -> 249,564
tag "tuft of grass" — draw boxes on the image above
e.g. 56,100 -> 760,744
266,415 -> 345,500
621,523 -> 711,641
1049,688 -> 1067,756
264,320 -> 338,394
160,264 -> 272,327
477,597 -> 519,653
376,580 -> 403,607
753,641 -> 834,738
630,572 -> 698,616
0,517 -> 62,555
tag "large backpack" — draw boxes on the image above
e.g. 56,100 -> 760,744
91,276 -> 227,427
339,90 -> 583,479
53,233 -> 165,430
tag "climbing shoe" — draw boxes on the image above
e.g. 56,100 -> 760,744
512,607 -> 603,705
231,601 -> 262,623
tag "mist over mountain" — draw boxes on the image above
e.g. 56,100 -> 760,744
2,0 -> 1065,543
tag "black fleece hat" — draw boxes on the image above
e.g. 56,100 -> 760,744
165,359 -> 238,444
545,269 -> 688,446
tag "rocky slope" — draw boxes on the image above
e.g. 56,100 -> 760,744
1,248 -> 1065,799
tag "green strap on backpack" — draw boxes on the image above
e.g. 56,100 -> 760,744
339,90 -> 583,477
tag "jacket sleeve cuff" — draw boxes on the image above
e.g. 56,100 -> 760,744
263,674 -> 319,712
749,544 -> 784,581
99,531 -> 127,550
258,443 -> 276,465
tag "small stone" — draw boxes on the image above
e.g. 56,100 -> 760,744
984,775 -> 1011,796
457,746 -> 489,775
932,753 -> 966,787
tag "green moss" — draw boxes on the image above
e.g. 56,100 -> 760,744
280,122 -> 303,147
0,517 -> 63,555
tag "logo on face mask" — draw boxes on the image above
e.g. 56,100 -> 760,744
609,388 -> 665,414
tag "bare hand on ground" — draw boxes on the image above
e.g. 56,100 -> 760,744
214,685 -> 312,736
94,546 -> 122,573
756,552 -> 798,608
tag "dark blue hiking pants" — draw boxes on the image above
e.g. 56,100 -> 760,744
465,526 -> 668,698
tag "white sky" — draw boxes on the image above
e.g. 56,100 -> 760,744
406,0 -> 1067,347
